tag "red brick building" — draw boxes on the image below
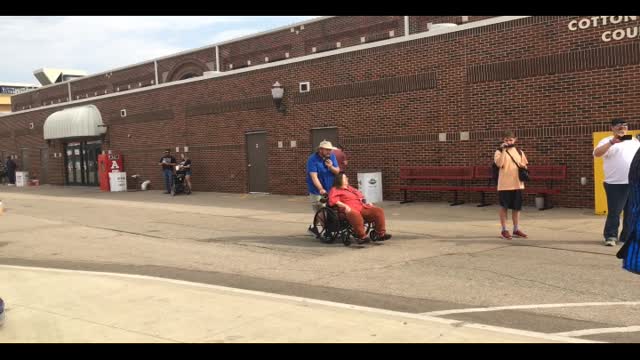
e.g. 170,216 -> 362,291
3,16 -> 640,208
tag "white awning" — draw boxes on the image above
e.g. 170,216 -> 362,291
43,105 -> 106,140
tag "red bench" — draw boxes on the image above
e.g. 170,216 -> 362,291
471,165 -> 566,209
398,165 -> 567,210
399,166 -> 474,205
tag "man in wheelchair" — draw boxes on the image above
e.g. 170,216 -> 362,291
316,172 -> 392,245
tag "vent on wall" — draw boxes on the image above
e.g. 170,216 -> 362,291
299,82 -> 310,93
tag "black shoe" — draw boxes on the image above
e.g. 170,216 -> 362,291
163,191 -> 170,194
381,234 -> 392,241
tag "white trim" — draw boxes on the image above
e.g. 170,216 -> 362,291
0,264 -> 598,343
3,16 -> 528,119
67,82 -> 71,102
553,326 -> 640,337
404,16 -> 410,36
421,301 -> 640,316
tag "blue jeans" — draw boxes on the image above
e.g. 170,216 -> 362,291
604,182 -> 632,242
162,169 -> 173,193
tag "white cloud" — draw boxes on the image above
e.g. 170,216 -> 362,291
0,16 -> 319,83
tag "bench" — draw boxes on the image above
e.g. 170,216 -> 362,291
470,165 -> 566,209
468,166 -> 498,207
398,166 -> 474,205
398,165 -> 567,210
523,165 -> 567,210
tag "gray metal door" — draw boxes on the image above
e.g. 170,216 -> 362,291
20,148 -> 30,174
246,132 -> 268,193
40,148 -> 48,184
311,127 -> 338,151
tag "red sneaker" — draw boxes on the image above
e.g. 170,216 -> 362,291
513,230 -> 528,238
501,230 -> 512,240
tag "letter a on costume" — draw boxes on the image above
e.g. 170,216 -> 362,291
111,160 -> 119,170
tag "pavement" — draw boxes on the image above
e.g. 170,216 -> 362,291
0,185 -> 636,342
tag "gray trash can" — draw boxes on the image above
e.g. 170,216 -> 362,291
535,195 -> 545,210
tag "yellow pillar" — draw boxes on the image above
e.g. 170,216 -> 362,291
593,131 -> 640,215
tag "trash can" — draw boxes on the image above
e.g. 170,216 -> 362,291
535,195 -> 545,210
15,171 -> 29,187
109,172 -> 127,192
357,171 -> 383,203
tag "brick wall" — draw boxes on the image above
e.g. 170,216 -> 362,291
2,16 -> 639,208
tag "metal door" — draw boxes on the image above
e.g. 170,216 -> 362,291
311,127 -> 338,151
39,148 -> 48,184
246,132 -> 268,193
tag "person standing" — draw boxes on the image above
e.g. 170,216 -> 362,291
494,131 -> 529,240
177,153 -> 193,192
593,118 -> 640,246
332,144 -> 348,172
306,140 -> 340,236
158,149 -> 176,195
5,156 -> 17,186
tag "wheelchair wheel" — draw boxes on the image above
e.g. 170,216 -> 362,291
341,231 -> 352,247
369,230 -> 380,242
365,222 -> 373,235
313,207 -> 338,244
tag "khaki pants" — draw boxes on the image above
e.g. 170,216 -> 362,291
309,194 -> 325,213
345,207 -> 387,239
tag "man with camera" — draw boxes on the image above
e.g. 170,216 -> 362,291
306,140 -> 340,236
494,131 -> 529,240
593,119 -> 640,246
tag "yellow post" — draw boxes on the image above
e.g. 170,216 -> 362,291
593,131 -> 640,215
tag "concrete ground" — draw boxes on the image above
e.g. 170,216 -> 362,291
0,185 -> 638,342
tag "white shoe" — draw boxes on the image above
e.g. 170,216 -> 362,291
605,238 -> 617,247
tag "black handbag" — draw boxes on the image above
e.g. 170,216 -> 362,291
505,148 -> 530,182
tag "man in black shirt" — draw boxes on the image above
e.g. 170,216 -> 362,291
5,156 -> 17,186
158,149 -> 176,194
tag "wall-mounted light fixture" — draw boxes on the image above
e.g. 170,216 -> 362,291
271,81 -> 286,114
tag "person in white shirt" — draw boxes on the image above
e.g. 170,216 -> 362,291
593,118 -> 640,246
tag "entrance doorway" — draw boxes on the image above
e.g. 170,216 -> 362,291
64,140 -> 101,186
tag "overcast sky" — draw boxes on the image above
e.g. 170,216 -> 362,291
0,16 -> 318,85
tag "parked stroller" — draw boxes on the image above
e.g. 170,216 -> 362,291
170,172 -> 191,196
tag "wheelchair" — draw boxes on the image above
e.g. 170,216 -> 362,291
170,172 -> 191,196
311,196 -> 381,246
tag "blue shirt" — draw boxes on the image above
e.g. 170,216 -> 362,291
306,152 -> 338,195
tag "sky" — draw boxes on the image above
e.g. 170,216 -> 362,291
0,16 -> 319,85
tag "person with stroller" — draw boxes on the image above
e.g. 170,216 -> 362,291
177,153 -> 192,193
328,172 -> 392,244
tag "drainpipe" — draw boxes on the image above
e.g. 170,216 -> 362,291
404,16 -> 410,36
67,82 -> 71,101
215,46 -> 220,72
154,60 -> 159,85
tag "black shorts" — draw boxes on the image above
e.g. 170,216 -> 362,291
499,190 -> 523,210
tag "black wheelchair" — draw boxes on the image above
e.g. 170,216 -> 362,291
170,172 -> 191,196
311,195 -> 381,246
